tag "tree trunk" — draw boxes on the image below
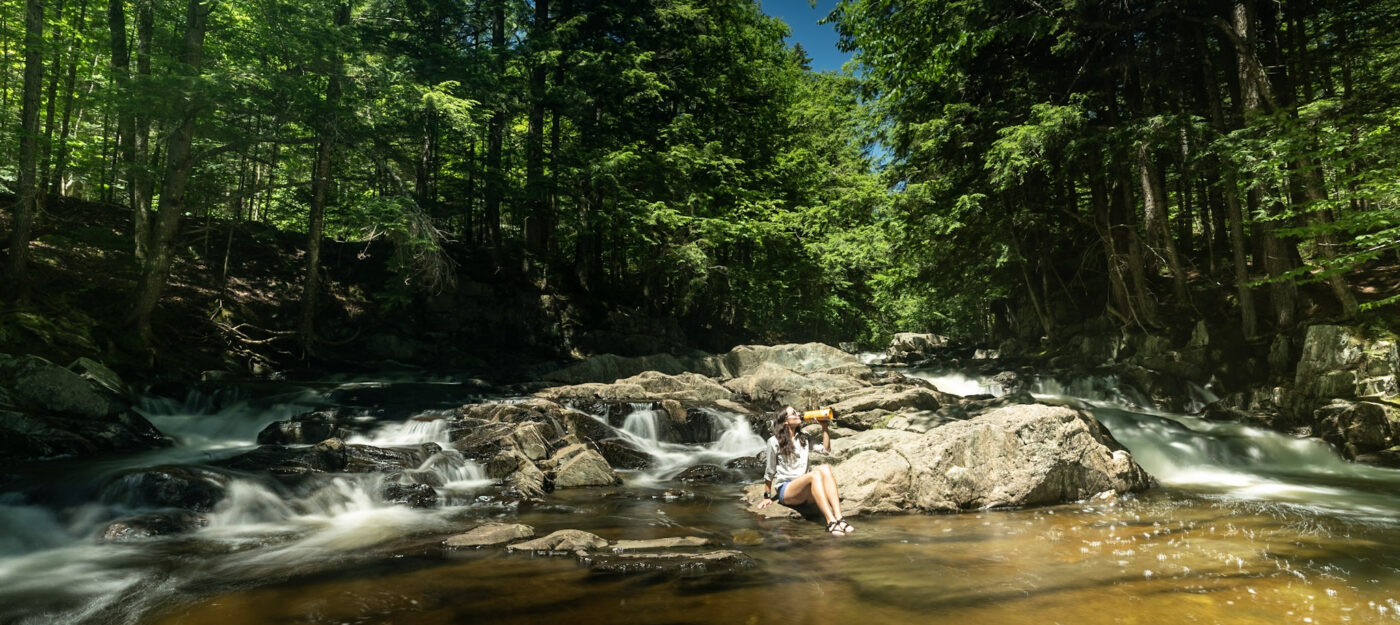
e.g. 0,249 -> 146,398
129,0 -> 210,346
524,0 -> 551,255
483,0 -> 505,250
1233,0 -> 1297,330
1138,142 -> 1190,304
1201,19 -> 1258,337
49,0 -> 89,196
39,0 -> 69,194
299,3 -> 349,353
1091,173 -> 1133,325
7,0 -> 45,301
132,0 -> 155,261
109,0 -> 136,243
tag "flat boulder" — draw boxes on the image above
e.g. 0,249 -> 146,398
830,403 -> 1154,514
508,529 -> 609,553
610,536 -> 711,551
446,523 -> 535,548
537,371 -> 733,403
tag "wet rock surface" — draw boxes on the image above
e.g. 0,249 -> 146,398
0,354 -> 171,464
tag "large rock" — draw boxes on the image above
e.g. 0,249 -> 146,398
548,443 -> 619,488
537,371 -> 733,403
829,403 -> 1153,514
594,438 -> 652,470
886,333 -> 948,361
0,409 -> 170,464
722,362 -> 868,410
1314,400 -> 1396,460
0,355 -> 170,463
0,354 -> 119,418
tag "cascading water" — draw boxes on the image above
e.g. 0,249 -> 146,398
911,367 -> 1400,524
8,370 -> 1400,625
582,404 -> 766,485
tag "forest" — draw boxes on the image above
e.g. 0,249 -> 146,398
5,3 -> 1400,624
2,0 -> 1398,365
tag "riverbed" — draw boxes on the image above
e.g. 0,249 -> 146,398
3,369 -> 1400,624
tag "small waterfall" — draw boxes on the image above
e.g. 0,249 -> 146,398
206,480 -> 299,530
1032,374 -> 1154,408
906,369 -> 1001,397
349,411 -> 454,446
622,408 -> 663,441
584,405 -> 765,484
137,387 -> 324,452
416,450 -> 491,492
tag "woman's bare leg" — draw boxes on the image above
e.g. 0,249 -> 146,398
780,473 -> 839,528
816,465 -> 851,531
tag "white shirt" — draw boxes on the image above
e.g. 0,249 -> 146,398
764,434 -> 827,486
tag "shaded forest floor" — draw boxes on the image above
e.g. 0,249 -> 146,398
2,194 -> 1398,386
0,195 -> 575,384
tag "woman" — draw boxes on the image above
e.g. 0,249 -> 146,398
757,405 -> 855,536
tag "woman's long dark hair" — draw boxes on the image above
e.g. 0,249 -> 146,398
771,406 -> 808,459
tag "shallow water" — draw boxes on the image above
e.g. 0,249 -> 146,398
142,486 -> 1400,625
6,372 -> 1400,624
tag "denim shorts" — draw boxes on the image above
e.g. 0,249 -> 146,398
775,481 -> 790,504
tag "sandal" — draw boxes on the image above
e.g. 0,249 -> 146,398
826,521 -> 847,536
836,518 -> 855,534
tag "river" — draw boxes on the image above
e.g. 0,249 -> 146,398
2,367 -> 1399,624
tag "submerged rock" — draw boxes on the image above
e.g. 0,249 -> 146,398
673,464 -> 730,483
103,466 -> 230,512
256,410 -> 357,444
382,482 -> 438,508
581,550 -> 756,576
101,511 -> 208,542
830,403 -> 1154,514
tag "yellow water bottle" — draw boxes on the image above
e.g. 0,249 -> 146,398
801,408 -> 835,423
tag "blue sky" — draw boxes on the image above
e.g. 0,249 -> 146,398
759,0 -> 852,73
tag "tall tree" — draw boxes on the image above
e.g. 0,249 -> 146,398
7,0 -> 43,301
299,2 -> 350,352
129,0 -> 211,345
